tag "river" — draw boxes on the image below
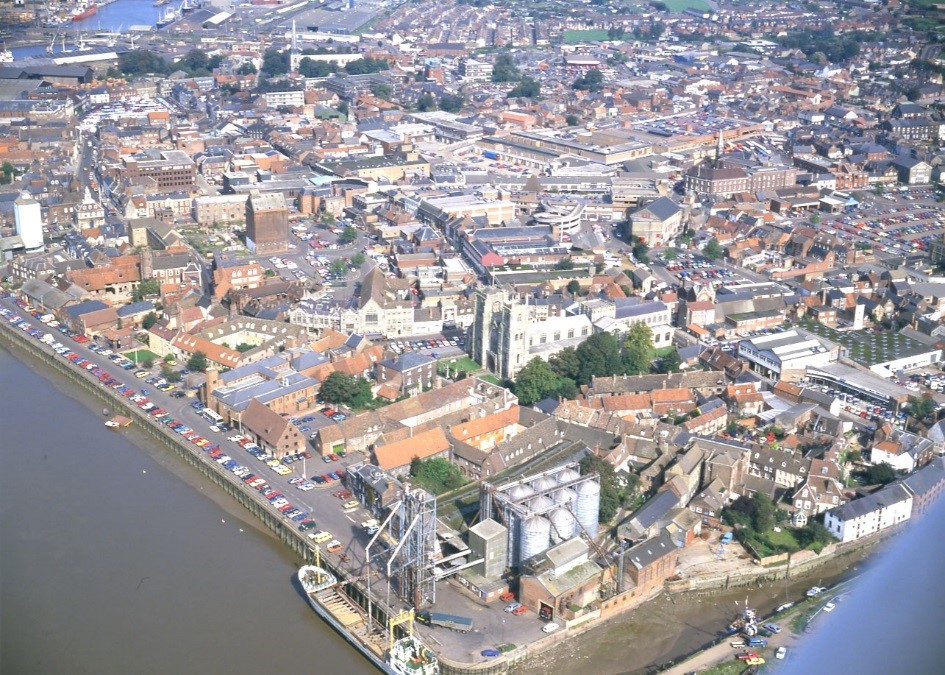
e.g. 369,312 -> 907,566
0,344 -> 374,675
11,0 -> 162,60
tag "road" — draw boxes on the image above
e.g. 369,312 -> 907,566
0,294 -> 556,666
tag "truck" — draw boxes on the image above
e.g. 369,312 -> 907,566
482,150 -> 499,160
416,611 -> 473,633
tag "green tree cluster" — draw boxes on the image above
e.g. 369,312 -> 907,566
320,372 -> 374,407
512,357 -> 575,405
417,93 -> 436,112
439,93 -> 465,113
132,278 -> 160,302
261,49 -> 290,76
491,53 -> 521,82
508,77 -> 541,99
776,28 -> 874,64
703,237 -> 723,260
187,351 -> 208,373
338,225 -> 358,244
0,161 -> 19,185
329,258 -> 349,277
161,364 -> 182,382
571,68 -> 604,92
409,456 -> 467,495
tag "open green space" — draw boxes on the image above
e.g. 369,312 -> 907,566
438,355 -> 481,375
562,29 -> 611,44
123,349 -> 158,364
661,0 -> 712,11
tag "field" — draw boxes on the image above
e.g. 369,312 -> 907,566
562,29 -> 611,44
660,0 -> 713,11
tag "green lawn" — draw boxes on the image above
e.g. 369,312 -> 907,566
661,0 -> 712,11
123,349 -> 158,364
765,527 -> 802,552
478,374 -> 502,385
438,356 -> 481,375
562,29 -> 611,44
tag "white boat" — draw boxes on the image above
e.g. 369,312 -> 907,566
296,564 -> 439,675
298,564 -> 337,598
388,635 -> 439,675
104,419 -> 120,428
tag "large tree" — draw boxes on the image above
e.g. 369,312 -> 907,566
338,226 -> 358,244
703,237 -> 723,261
513,357 -> 562,405
657,348 -> 682,374
320,371 -> 360,404
622,322 -> 654,375
186,351 -> 208,373
410,457 -> 466,494
575,332 -> 622,384
549,346 -> 580,381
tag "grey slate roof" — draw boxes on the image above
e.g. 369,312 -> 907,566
827,483 -> 912,522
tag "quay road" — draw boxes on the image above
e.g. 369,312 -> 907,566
0,295 -> 556,668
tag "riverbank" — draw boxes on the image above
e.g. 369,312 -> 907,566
0,303 -> 891,675
0,345 -> 376,674
515,528 -> 881,675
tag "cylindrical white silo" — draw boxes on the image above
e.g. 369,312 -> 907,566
548,507 -> 577,544
575,479 -> 600,538
531,476 -> 558,494
552,487 -> 577,507
527,495 -> 554,513
520,515 -> 551,561
556,467 -> 580,484
508,483 -> 535,502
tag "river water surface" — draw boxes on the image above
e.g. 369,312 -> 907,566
0,344 -> 374,675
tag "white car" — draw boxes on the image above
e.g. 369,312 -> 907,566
775,647 -> 787,660
823,601 -> 836,612
541,622 -> 559,633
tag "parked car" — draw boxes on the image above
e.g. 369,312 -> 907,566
541,622 -> 559,633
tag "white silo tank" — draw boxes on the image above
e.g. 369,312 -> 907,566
527,495 -> 554,513
531,476 -> 558,494
575,479 -> 601,538
520,515 -> 551,561
508,483 -> 535,502
556,467 -> 580,484
548,507 -> 577,544
552,487 -> 577,507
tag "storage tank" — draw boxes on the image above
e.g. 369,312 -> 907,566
508,483 -> 535,502
520,515 -> 551,561
548,508 -> 577,544
527,495 -> 554,513
575,479 -> 601,538
531,476 -> 558,493
556,467 -> 580,484
552,487 -> 577,507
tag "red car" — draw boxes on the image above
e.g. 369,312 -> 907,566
511,606 -> 527,616
736,651 -> 759,661
499,592 -> 515,602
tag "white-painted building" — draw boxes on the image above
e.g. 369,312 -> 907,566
14,193 -> 44,251
823,483 -> 912,543
737,329 -> 837,378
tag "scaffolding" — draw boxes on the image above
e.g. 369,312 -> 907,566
384,484 -> 438,606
